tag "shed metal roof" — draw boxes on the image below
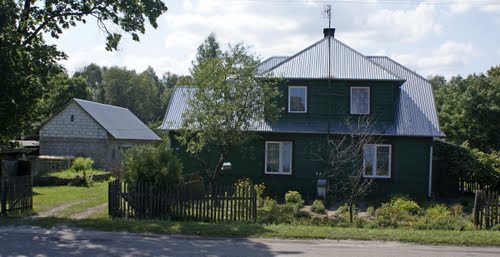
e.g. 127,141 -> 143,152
263,36 -> 402,81
74,99 -> 161,141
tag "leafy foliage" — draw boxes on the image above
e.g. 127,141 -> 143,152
431,67 -> 500,152
177,38 -> 281,185
434,140 -> 500,190
311,199 -> 326,214
284,191 -> 305,207
71,157 -> 94,172
123,144 -> 182,187
0,0 -> 168,140
374,196 -> 420,228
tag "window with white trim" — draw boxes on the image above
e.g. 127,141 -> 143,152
288,86 -> 307,113
351,87 -> 370,114
265,141 -> 293,175
363,144 -> 391,178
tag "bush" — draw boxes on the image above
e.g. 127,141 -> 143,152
366,206 -> 376,217
123,144 -> 182,187
425,204 -> 451,220
375,196 -> 420,228
336,203 -> 359,219
311,199 -> 326,214
285,191 -> 304,207
72,157 -> 94,172
415,216 -> 474,231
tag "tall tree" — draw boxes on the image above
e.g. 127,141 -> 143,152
0,0 -> 168,140
431,66 -> 500,152
191,33 -> 221,75
74,63 -> 104,101
177,44 -> 281,186
39,73 -> 92,119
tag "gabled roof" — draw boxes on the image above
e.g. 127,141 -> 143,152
160,36 -> 443,138
263,36 -> 402,81
73,99 -> 161,141
368,57 -> 444,137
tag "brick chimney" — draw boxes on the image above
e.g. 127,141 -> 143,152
323,28 -> 335,38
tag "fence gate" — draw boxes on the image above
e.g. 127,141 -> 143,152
0,175 -> 33,215
473,190 -> 500,229
109,180 -> 257,222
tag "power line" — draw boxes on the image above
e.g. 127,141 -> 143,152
222,0 -> 500,6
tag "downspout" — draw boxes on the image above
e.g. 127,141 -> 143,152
428,137 -> 434,198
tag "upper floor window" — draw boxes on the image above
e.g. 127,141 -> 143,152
265,141 -> 293,175
351,87 -> 370,114
288,86 -> 307,113
363,144 -> 391,178
70,115 -> 75,122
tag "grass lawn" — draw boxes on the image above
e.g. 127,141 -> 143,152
2,183 -> 500,246
33,182 -> 108,215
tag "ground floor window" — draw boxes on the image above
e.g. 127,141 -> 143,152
265,141 -> 292,175
363,144 -> 391,178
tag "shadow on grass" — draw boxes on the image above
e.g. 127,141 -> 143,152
10,216 -> 271,238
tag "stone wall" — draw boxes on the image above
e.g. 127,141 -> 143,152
40,101 -> 107,139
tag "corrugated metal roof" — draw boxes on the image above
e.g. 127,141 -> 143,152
160,87 -> 398,136
264,36 -> 402,81
368,56 -> 444,137
257,56 -> 289,74
74,99 -> 161,141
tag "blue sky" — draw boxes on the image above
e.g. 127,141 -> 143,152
46,0 -> 500,79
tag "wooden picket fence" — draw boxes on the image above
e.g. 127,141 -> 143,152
108,180 -> 257,222
473,190 -> 500,229
0,175 -> 33,215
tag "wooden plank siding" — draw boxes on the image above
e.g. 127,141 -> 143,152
278,80 -> 398,122
171,133 -> 433,200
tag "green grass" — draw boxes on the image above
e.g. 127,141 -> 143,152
3,182 -> 500,246
2,217 -> 499,246
47,169 -> 107,179
33,182 -> 108,214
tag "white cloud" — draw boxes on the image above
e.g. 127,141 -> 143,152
394,41 -> 473,77
448,2 -> 473,14
342,4 -> 441,48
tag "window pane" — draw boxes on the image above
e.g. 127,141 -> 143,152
351,88 -> 369,114
289,87 -> 306,112
281,142 -> 292,174
376,146 -> 390,176
266,143 -> 280,173
363,144 -> 375,176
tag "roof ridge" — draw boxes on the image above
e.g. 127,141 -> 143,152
265,37 -> 330,74
73,98 -> 129,110
330,38 -> 402,80
371,56 -> 431,84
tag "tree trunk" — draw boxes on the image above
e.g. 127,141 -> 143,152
349,201 -> 354,223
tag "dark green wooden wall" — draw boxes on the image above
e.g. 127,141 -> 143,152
171,132 -> 433,200
278,79 -> 398,123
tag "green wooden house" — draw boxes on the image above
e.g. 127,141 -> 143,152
160,29 -> 444,199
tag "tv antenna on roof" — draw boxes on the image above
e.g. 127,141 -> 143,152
323,4 -> 332,29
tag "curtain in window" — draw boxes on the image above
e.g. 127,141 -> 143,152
351,88 -> 369,114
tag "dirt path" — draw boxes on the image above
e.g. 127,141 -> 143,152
69,203 -> 108,220
35,200 -> 85,218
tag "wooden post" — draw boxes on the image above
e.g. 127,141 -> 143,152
1,177 -> 7,215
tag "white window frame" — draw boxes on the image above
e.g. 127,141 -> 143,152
363,144 -> 391,178
288,86 -> 307,113
350,87 -> 370,115
265,141 -> 293,175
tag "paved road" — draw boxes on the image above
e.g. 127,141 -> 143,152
0,226 -> 499,257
